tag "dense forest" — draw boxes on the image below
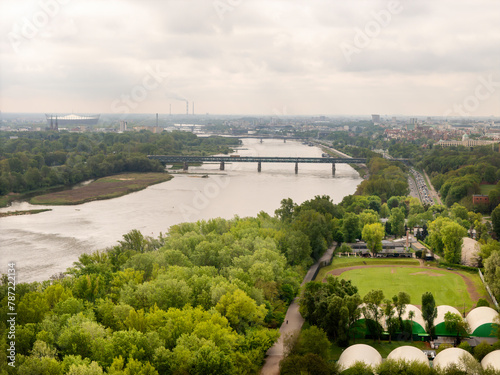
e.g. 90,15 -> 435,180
0,196 -> 338,375
0,131 -> 239,199
355,157 -> 409,201
414,146 -> 500,210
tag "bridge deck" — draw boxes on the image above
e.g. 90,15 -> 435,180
148,155 -> 367,164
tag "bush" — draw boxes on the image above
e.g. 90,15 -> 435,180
458,341 -> 472,353
476,298 -> 490,308
437,343 -> 453,354
474,341 -> 493,361
437,261 -> 478,272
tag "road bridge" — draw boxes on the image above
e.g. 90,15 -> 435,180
147,155 -> 367,175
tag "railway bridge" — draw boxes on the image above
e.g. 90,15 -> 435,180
147,155 -> 367,176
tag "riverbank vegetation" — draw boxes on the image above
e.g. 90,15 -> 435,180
0,208 -> 52,218
30,173 -> 172,205
0,131 -> 239,207
0,195 -> 338,375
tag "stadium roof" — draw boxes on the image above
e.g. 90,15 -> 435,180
46,114 -> 100,120
481,350 -> 500,370
337,344 -> 382,371
466,307 -> 499,337
433,348 -> 475,370
387,346 -> 429,365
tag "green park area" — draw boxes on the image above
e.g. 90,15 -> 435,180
339,267 -> 472,310
316,257 -> 420,281
30,173 -> 172,205
317,258 -> 490,312
481,183 -> 498,195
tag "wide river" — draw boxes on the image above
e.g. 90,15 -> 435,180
0,139 -> 362,283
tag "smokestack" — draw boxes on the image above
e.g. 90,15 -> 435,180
169,104 -> 172,116
192,102 -> 195,115
186,101 -> 189,115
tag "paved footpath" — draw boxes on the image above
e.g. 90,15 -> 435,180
260,246 -> 335,375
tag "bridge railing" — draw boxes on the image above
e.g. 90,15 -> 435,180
147,155 -> 367,164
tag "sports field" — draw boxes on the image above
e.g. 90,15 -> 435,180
319,257 -> 491,312
338,266 -> 473,310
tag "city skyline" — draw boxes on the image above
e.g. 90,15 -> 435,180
1,0 -> 499,116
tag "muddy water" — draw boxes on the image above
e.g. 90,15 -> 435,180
0,139 -> 362,283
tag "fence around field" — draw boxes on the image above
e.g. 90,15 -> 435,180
478,269 -> 500,310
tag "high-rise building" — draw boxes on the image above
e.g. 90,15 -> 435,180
119,121 -> 127,132
372,114 -> 381,124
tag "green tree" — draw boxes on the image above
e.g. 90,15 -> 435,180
67,362 -> 104,375
215,289 -> 266,333
384,299 -> 399,344
380,203 -> 390,218
362,223 -> 385,255
362,290 -> 385,343
473,340 -> 493,361
421,292 -> 437,335
408,310 -> 415,342
479,240 -> 500,262
275,198 -> 296,223
293,326 -> 331,360
492,204 -> 500,238
279,353 -> 334,375
377,359 -> 436,375
441,222 -> 467,264
17,292 -> 50,324
444,312 -> 469,344
485,251 -> 500,299
342,212 -> 361,243
359,210 -> 380,229
388,207 -> 405,237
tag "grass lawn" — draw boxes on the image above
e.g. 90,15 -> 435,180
30,173 -> 172,205
0,195 -> 10,208
480,184 -> 497,195
316,257 -> 419,282
338,266 -> 474,311
329,339 -> 429,360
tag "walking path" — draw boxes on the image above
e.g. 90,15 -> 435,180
260,246 -> 335,375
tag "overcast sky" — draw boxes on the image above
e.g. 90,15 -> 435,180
1,0 -> 499,116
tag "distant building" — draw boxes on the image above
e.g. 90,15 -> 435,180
372,114 -> 381,124
119,121 -> 127,132
46,114 -> 100,129
473,195 -> 490,205
436,139 -> 497,148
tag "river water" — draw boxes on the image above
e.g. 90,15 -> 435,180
0,139 -> 362,283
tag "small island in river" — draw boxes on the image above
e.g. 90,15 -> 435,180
30,172 -> 172,205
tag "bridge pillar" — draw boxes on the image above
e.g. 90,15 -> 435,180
295,162 -> 298,174
183,162 -> 188,171
220,161 -> 225,171
257,162 -> 261,172
332,163 -> 336,176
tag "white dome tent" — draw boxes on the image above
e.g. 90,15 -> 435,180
481,350 -> 500,371
387,346 -> 429,366
466,306 -> 499,337
337,344 -> 382,371
433,348 -> 475,371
